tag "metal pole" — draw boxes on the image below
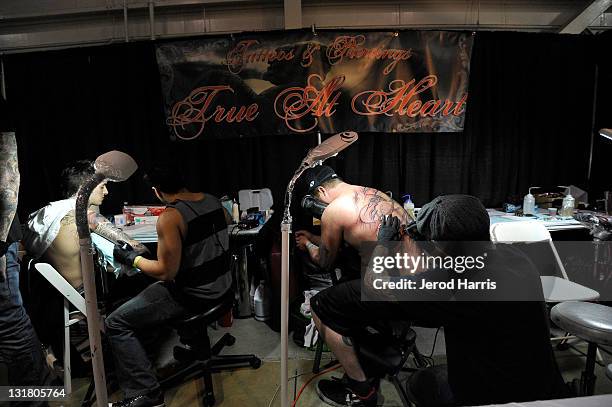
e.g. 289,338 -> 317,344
123,0 -> 129,43
280,221 -> 291,407
317,131 -> 322,165
0,58 -> 6,99
587,64 -> 599,184
76,173 -> 108,407
148,1 -> 155,41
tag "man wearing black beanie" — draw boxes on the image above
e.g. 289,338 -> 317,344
311,194 -> 568,406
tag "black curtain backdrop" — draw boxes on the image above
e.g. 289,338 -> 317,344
3,31 -> 600,220
592,30 -> 612,202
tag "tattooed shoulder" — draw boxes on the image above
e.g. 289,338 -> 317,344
61,210 -> 76,226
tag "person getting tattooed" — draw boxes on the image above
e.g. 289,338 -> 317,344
295,165 -> 412,273
21,160 -> 149,378
23,160 -> 147,289
293,165 -> 413,406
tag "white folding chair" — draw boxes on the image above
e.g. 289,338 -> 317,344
34,262 -> 87,394
489,221 -> 600,347
489,221 -> 599,303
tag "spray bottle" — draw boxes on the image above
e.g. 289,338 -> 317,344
560,190 -> 575,218
231,200 -> 240,223
523,187 -> 540,216
402,194 -> 415,220
254,280 -> 270,322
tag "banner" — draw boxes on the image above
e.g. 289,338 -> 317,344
156,30 -> 473,141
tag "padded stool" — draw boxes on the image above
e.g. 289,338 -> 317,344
159,293 -> 261,406
550,301 -> 612,396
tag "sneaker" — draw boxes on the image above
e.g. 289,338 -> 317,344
316,376 -> 378,407
109,391 -> 165,407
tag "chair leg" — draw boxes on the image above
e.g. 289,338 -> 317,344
81,379 -> 95,407
63,299 -> 72,394
390,375 -> 411,407
159,361 -> 206,390
581,342 -> 598,396
202,370 -> 215,406
313,339 -> 324,373
211,333 -> 235,356
207,354 -> 261,370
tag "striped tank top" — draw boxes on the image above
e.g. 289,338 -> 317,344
167,195 -> 231,299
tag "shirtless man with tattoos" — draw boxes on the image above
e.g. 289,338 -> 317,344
295,165 -> 412,274
24,160 -> 147,289
22,161 -> 148,374
292,166 -> 412,406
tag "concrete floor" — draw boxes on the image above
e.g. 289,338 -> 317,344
35,317 -> 612,407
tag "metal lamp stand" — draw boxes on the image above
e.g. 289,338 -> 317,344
279,131 -> 358,407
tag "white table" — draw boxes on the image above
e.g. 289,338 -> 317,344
122,222 -> 266,243
487,208 -> 587,232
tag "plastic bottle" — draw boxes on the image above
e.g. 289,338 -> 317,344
402,194 -> 415,220
249,276 -> 256,315
523,187 -> 540,216
254,280 -> 270,322
560,193 -> 575,218
231,200 -> 240,223
122,201 -> 133,225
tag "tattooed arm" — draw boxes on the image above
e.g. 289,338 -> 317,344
88,210 -> 149,254
308,204 -> 344,272
0,132 -> 19,279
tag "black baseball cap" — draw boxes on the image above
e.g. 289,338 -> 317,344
301,165 -> 339,195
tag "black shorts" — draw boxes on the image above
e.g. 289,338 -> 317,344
311,280 -> 566,406
311,279 -> 460,337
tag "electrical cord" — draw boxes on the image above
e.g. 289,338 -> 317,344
266,364 -> 342,407
291,364 -> 342,407
267,368 -> 324,407
428,327 -> 441,359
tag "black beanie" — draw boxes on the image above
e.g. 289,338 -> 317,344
416,195 -> 490,241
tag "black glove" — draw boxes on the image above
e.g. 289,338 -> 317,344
113,240 -> 139,266
377,215 -> 401,242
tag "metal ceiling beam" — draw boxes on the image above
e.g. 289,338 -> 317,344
284,0 -> 302,28
0,0 -> 271,22
559,0 -> 612,33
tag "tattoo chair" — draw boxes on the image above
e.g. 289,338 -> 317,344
158,290 -> 261,406
30,253 -> 114,402
32,262 -> 87,395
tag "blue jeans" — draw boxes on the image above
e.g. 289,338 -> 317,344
106,281 -> 228,398
105,281 -> 193,397
0,243 -> 50,406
